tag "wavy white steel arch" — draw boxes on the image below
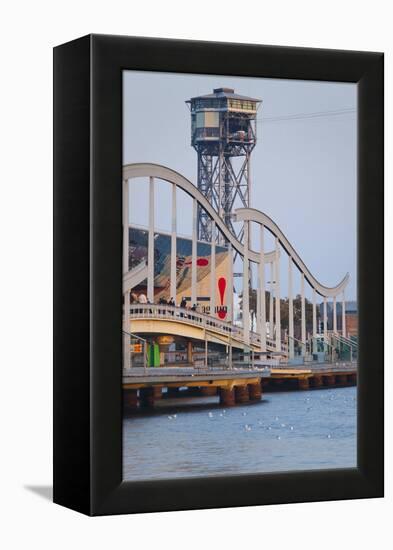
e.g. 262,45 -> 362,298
123,163 -> 348,299
235,208 -> 349,297
123,163 -> 276,265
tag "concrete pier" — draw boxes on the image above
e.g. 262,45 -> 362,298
336,374 -> 347,386
123,389 -> 138,410
139,387 -> 155,407
219,387 -> 236,407
310,375 -> 323,388
152,386 -> 163,399
248,382 -> 262,401
122,363 -> 357,410
235,385 -> 250,404
323,375 -> 336,387
298,378 -> 310,390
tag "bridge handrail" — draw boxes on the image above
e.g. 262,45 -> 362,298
328,331 -> 358,349
128,304 -> 287,353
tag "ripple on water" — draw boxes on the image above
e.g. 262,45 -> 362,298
123,386 -> 357,481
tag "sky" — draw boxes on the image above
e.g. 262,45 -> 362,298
123,71 -> 357,301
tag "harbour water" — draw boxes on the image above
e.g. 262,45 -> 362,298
123,386 -> 357,481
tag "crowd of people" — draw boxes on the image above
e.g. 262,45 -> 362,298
130,292 -> 200,313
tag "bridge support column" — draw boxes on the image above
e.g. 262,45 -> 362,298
210,221 -> 216,317
323,375 -> 336,387
298,378 -> 310,390
333,295 -> 337,333
336,374 -> 347,386
348,373 -> 357,385
323,296 -> 328,342
123,294 -> 130,370
235,385 -> 249,404
342,290 -> 346,338
148,177 -> 155,303
219,387 -> 235,407
123,177 -> 131,370
228,243 -> 234,324
259,224 -> 267,352
311,375 -> 323,387
301,273 -> 306,347
123,389 -> 138,411
139,387 -> 155,407
170,183 -> 177,301
269,262 -> 274,339
248,382 -> 262,401
312,288 -> 317,354
274,238 -> 281,353
123,178 -> 129,274
288,256 -> 294,359
243,221 -> 250,346
191,198 -> 197,305
152,386 -> 163,399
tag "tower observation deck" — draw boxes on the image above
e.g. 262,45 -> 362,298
187,88 -> 261,243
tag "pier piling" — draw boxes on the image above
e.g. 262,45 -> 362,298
139,387 -> 155,407
235,385 -> 250,404
123,389 -> 138,410
248,382 -> 262,401
298,378 -> 310,390
323,375 -> 336,387
219,387 -> 236,407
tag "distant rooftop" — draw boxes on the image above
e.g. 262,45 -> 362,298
187,87 -> 261,103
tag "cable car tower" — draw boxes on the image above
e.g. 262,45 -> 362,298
187,88 -> 261,243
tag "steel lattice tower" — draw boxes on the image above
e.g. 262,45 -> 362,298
187,88 -> 261,243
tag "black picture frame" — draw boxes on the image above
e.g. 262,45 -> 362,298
53,34 -> 384,516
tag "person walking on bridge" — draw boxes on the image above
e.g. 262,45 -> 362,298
180,297 -> 187,317
168,297 -> 175,315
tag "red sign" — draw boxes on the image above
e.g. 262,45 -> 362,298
217,277 -> 227,319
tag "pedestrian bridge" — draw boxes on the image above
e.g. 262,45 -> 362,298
128,303 -> 287,354
123,162 -> 351,366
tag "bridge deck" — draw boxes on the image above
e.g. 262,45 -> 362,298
127,304 -> 288,354
123,366 -> 271,389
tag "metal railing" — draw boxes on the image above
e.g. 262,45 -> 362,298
329,333 -> 357,362
278,331 -> 360,367
128,304 -> 287,354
